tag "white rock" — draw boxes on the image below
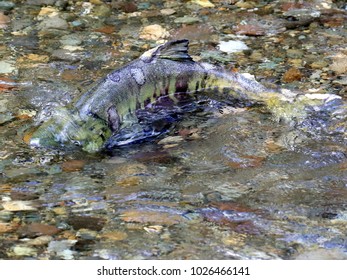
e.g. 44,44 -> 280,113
160,8 -> 176,16
218,40 -> 249,53
191,0 -> 215,8
139,24 -> 169,41
0,60 -> 16,74
12,245 -> 37,256
2,201 -> 38,211
158,136 -> 184,145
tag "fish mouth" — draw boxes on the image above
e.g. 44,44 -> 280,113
25,107 -> 112,152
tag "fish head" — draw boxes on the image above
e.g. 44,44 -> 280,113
26,107 -> 112,152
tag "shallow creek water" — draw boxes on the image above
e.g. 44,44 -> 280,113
0,0 -> 346,259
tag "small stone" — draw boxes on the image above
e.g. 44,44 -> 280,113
158,136 -> 183,145
27,0 -> 56,5
76,228 -> 98,240
17,54 -> 49,64
111,163 -> 147,176
25,235 -> 53,246
101,231 -> 128,241
310,60 -> 328,69
222,232 -> 247,247
0,210 -> 13,222
288,58 -> 302,67
174,16 -> 201,24
160,8 -> 176,16
286,49 -> 303,59
37,6 -> 57,17
225,153 -> 265,169
0,60 -> 16,74
61,160 -> 86,172
120,210 -> 183,226
0,222 -> 17,233
235,1 -> 256,9
2,201 -> 38,211
330,54 -> 347,75
38,15 -> 69,31
18,223 -> 61,237
93,4 -> 111,18
10,35 -> 39,49
94,25 -> 116,34
52,207 -> 67,215
47,240 -> 77,260
0,77 -> 16,91
234,24 -> 266,36
119,1 -> 138,13
12,245 -> 37,257
171,24 -> 216,42
144,225 -> 164,234
116,176 -> 141,187
0,12 -> 10,28
310,70 -> 322,80
0,1 -> 16,11
218,40 -> 249,53
90,0 -> 102,4
67,215 -> 106,231
59,34 -> 82,46
139,24 -> 169,41
191,0 -> 215,8
295,248 -> 347,260
264,139 -> 285,153
282,67 -> 303,82
249,51 -> 263,62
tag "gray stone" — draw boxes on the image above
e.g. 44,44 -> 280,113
38,15 -> 69,31
0,1 -> 15,11
59,34 -> 82,46
0,60 -> 16,74
51,49 -> 83,62
26,0 -> 56,5
174,16 -> 201,24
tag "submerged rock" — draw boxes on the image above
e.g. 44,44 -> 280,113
218,40 -> 249,53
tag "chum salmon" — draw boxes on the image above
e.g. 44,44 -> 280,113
27,39 -> 343,152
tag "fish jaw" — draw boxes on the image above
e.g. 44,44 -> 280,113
28,107 -> 112,152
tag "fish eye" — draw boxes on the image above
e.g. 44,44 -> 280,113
108,72 -> 120,82
73,140 -> 81,146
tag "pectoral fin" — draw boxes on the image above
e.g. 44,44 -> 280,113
107,105 -> 121,132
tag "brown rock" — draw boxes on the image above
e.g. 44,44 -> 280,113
282,67 -> 302,82
61,160 -> 86,172
0,222 -> 18,233
116,176 -> 141,187
120,1 -> 137,13
226,154 -> 265,169
18,223 -> 60,237
10,191 -> 39,201
94,25 -> 116,34
281,2 -> 303,11
0,77 -> 16,91
67,215 -> 106,231
171,24 -> 215,42
0,12 -> 10,29
101,231 -> 128,241
120,210 -> 183,226
234,24 -> 266,36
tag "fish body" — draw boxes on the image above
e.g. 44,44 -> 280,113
28,40 -> 343,152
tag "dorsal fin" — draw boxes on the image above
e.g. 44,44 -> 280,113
140,39 -> 193,62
